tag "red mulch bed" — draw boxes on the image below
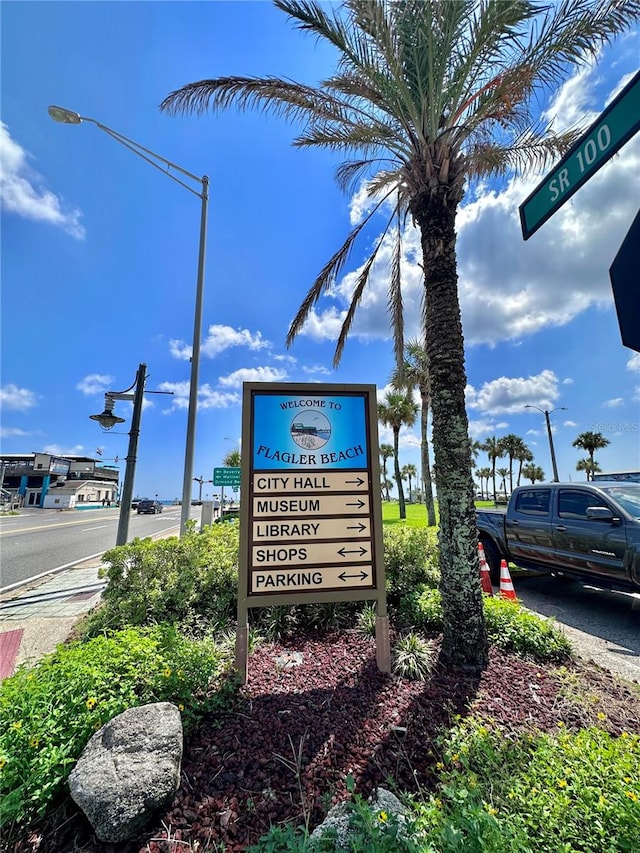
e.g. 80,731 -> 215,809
9,631 -> 640,853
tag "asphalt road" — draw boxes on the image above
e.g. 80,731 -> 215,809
0,505 -> 197,591
512,571 -> 640,684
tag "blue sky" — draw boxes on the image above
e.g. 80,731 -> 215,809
1,1 -> 639,502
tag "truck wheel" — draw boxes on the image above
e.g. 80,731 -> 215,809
481,538 -> 501,585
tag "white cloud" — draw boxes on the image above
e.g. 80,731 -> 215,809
0,426 -> 30,438
562,378 -> 574,385
467,370 -> 561,415
157,380 -> 239,411
602,398 -> 624,408
627,352 -> 640,372
302,364 -> 332,375
43,443 -> 85,456
563,420 -> 578,428
0,383 -> 37,410
218,366 -> 288,388
76,374 -> 114,395
170,325 -> 270,360
0,123 -> 85,239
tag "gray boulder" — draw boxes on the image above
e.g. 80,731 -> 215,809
68,702 -> 183,843
310,786 -> 407,850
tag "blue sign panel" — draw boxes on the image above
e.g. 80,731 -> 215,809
252,392 -> 369,471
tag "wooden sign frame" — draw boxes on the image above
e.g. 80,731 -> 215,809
235,382 -> 389,682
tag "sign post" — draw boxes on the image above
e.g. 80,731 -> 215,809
609,210 -> 640,352
235,382 -> 389,682
519,70 -> 640,240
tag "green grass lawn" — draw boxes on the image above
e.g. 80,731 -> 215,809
382,500 -> 496,527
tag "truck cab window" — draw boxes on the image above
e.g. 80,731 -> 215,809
514,489 -> 551,515
558,490 -> 608,519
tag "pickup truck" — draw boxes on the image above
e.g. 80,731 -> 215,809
476,481 -> 640,592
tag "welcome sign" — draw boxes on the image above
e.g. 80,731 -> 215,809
235,382 -> 389,682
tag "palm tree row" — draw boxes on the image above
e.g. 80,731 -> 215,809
162,0 -> 639,668
573,431 -> 610,480
479,434 -> 534,498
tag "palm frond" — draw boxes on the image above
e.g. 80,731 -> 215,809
334,158 -> 396,195
160,76 -> 351,124
286,187 -> 396,349
466,126 -> 583,178
389,204 -> 404,372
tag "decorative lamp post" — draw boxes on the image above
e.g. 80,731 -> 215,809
90,364 -> 173,546
48,105 -> 209,536
90,364 -> 147,547
524,405 -> 567,482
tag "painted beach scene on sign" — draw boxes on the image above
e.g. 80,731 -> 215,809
252,392 -> 369,470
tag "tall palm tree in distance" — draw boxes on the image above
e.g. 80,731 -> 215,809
402,463 -> 418,501
162,0 -> 639,668
572,431 -> 610,478
379,443 -> 394,500
481,436 -> 505,502
514,444 -> 534,487
501,434 -> 526,493
377,391 -> 418,520
522,463 -> 546,484
391,338 -> 436,526
576,457 -> 602,481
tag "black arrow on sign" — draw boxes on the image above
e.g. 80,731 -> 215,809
345,477 -> 365,486
345,499 -> 366,509
346,522 -> 367,532
338,546 -> 367,557
339,570 -> 368,582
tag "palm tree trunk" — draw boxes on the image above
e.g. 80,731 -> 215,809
411,186 -> 487,669
421,391 -> 436,526
393,428 -> 406,519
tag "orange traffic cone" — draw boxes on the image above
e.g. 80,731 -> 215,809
477,543 -> 493,595
499,559 -> 517,601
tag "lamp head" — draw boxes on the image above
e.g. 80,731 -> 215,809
48,105 -> 82,125
90,409 -> 125,431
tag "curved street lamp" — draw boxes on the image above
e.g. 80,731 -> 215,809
48,105 -> 209,536
524,405 -> 567,482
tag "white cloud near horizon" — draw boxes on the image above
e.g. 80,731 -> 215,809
0,123 -> 85,239
157,380 -> 240,411
0,383 -> 38,410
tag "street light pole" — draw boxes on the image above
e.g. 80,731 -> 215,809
48,105 -> 209,537
524,405 -> 567,482
90,364 -> 147,547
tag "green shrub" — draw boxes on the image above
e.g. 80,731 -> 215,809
413,590 -> 572,663
81,523 -> 239,637
415,719 -> 640,852
0,624 -> 234,828
383,526 -> 439,604
393,632 -> 436,681
484,596 -> 572,662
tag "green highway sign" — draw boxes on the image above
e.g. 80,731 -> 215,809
213,466 -> 241,486
520,70 -> 640,240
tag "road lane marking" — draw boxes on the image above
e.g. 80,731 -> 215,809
82,526 -> 108,532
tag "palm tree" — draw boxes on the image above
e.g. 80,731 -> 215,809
481,436 -> 505,502
377,392 -> 418,519
402,463 -> 417,501
572,432 -> 610,477
576,457 -> 602,481
223,448 -> 241,468
379,443 -> 394,501
479,467 -> 492,500
522,463 -> 546,484
514,445 -> 534,487
497,466 -> 510,497
161,0 -> 637,668
391,338 -> 436,525
500,434 -> 526,493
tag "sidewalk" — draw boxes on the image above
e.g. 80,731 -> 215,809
0,557 -> 107,679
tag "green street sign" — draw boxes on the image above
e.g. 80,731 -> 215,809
520,70 -> 640,240
213,466 -> 241,486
